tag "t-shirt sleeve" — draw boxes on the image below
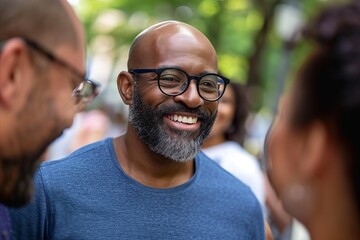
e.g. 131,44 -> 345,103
9,168 -> 49,240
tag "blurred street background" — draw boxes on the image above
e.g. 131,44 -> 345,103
48,0 -> 341,164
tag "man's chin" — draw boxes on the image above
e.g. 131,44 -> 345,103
166,125 -> 200,140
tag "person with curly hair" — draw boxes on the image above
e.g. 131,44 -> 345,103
266,1 -> 360,239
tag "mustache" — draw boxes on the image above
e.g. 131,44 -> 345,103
155,103 -> 212,120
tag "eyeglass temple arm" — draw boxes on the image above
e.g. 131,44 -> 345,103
130,69 -> 157,74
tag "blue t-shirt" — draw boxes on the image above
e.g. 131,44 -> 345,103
10,138 -> 264,239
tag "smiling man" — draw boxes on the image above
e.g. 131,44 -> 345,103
9,21 -> 264,239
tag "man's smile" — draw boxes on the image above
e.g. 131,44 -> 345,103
164,113 -> 201,132
167,114 -> 198,124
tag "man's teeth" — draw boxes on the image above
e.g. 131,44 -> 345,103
169,115 -> 198,124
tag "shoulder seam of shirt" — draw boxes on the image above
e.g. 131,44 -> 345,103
38,167 -> 50,234
41,138 -> 111,168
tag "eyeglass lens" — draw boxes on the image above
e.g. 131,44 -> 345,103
158,69 -> 225,101
72,81 -> 99,104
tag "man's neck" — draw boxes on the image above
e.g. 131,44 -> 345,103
113,129 -> 195,188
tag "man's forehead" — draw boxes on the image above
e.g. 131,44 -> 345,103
139,25 -> 210,53
135,20 -> 207,47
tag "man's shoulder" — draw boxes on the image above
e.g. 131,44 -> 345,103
196,152 -> 263,216
39,138 -> 113,179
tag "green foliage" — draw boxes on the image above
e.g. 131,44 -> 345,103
72,0 -> 337,110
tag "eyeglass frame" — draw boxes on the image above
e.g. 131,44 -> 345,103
0,37 -> 100,105
129,67 -> 230,102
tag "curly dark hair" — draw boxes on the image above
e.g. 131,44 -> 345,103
292,0 -> 360,216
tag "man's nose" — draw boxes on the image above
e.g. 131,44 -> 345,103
173,80 -> 204,108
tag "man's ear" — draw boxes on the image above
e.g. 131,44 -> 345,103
117,71 -> 134,105
0,38 -> 31,109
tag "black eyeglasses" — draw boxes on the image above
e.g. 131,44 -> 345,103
0,38 -> 100,106
129,67 -> 230,102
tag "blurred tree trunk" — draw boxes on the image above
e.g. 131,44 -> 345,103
204,0 -> 226,53
246,0 -> 282,110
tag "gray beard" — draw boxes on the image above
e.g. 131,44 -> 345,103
128,87 -> 217,162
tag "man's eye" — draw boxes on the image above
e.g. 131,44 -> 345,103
200,79 -> 217,88
160,75 -> 181,82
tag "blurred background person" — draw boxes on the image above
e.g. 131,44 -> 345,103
44,107 -> 126,161
266,1 -> 360,239
202,82 -> 266,214
69,110 -> 113,152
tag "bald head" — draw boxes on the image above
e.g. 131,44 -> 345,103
127,21 -> 218,70
0,0 -> 82,50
